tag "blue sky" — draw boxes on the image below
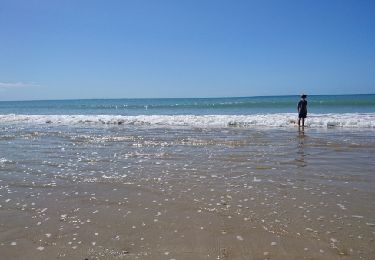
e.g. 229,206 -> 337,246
0,0 -> 374,101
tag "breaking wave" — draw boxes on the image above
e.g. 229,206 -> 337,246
1,113 -> 375,128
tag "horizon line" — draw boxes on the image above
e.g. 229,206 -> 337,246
0,93 -> 374,103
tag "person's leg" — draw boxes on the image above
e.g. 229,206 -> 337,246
298,118 -> 301,126
302,118 -> 305,126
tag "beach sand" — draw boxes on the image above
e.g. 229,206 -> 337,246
0,126 -> 374,259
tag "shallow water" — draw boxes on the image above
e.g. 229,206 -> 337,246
0,124 -> 374,259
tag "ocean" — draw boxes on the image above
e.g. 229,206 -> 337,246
0,94 -> 374,259
1,94 -> 375,128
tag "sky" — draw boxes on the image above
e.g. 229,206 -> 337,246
0,0 -> 374,101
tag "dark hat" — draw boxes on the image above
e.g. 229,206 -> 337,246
301,94 -> 307,98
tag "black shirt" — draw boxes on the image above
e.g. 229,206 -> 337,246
298,100 -> 307,114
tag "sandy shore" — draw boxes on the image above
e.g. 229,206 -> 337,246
0,126 -> 374,259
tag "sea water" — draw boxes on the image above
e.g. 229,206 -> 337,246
0,94 -> 375,128
0,95 -> 374,259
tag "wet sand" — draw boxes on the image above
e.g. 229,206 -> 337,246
0,125 -> 374,259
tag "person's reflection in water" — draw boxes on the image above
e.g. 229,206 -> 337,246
297,126 -> 307,167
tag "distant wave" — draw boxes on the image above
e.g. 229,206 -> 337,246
1,95 -> 374,112
1,113 -> 374,128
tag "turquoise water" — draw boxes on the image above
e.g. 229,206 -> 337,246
0,94 -> 374,115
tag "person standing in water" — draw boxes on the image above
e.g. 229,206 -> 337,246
298,94 -> 308,127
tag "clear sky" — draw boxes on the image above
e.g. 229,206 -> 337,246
0,0 -> 374,101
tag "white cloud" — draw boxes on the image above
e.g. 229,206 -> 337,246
0,82 -> 40,89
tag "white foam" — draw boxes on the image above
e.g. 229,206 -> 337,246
0,113 -> 374,128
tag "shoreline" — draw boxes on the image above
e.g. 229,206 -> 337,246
0,125 -> 374,259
